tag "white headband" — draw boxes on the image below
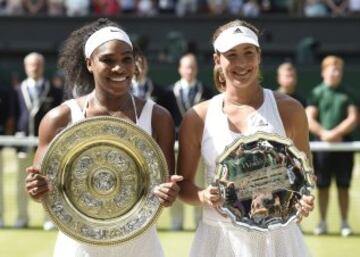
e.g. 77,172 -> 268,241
84,26 -> 133,58
213,26 -> 259,53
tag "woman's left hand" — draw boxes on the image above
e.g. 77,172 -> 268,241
153,175 -> 184,207
296,194 -> 315,223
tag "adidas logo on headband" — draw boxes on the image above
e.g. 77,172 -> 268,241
233,28 -> 242,34
213,25 -> 259,53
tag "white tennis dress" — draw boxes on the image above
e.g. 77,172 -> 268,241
53,97 -> 165,257
191,89 -> 312,257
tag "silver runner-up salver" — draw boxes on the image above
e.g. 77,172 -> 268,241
214,132 -> 315,231
41,116 -> 168,245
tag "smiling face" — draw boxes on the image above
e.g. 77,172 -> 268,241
86,40 -> 135,97
214,43 -> 260,90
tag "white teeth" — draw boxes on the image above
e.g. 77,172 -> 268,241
110,77 -> 126,82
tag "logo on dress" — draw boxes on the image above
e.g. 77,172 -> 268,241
257,119 -> 269,127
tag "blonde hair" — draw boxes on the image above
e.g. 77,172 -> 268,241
277,62 -> 296,75
179,53 -> 197,68
24,52 -> 44,65
321,55 -> 344,71
212,20 -> 260,92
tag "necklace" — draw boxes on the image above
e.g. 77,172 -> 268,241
91,92 -> 138,122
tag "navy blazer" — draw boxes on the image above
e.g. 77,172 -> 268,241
161,80 -> 213,135
14,79 -> 63,137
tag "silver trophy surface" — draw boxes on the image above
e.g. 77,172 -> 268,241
214,132 -> 315,231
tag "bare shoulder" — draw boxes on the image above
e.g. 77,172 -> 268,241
152,103 -> 173,121
183,100 -> 210,125
273,91 -> 305,121
179,100 -> 210,145
38,102 -> 72,143
273,92 -> 310,154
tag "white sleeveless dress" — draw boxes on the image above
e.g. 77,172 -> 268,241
53,98 -> 165,257
190,89 -> 311,257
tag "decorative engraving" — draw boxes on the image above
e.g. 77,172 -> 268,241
41,116 -> 168,245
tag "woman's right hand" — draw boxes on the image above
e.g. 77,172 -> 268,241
199,185 -> 223,207
25,166 -> 50,200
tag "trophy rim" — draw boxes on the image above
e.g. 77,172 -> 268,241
41,116 -> 168,245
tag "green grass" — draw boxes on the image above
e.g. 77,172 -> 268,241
0,148 -> 360,257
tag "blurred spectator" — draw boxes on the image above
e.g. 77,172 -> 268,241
92,0 -> 120,15
0,85 -> 15,229
306,55 -> 358,237
176,0 -> 198,16
13,52 -> 63,230
47,0 -> 64,15
227,0 -> 244,15
348,0 -> 360,15
162,52 -> 213,137
64,0 -> 90,16
22,0 -> 47,15
161,53 -> 213,231
158,0 -> 177,13
3,0 -> 24,15
137,0 -> 157,16
0,0 -> 6,14
119,0 -> 136,13
276,62 -> 306,107
270,0 -> 291,12
51,70 -> 66,100
303,0 -> 329,16
11,72 -> 21,90
131,50 -> 165,102
207,0 -> 227,14
197,0 -> 210,13
243,0 -> 261,16
324,0 -> 348,16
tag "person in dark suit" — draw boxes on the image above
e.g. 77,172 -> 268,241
162,53 -> 213,230
162,53 -> 213,135
131,49 -> 165,103
0,86 -> 15,228
13,52 -> 63,229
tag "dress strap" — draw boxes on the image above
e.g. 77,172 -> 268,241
82,94 -> 91,118
131,94 -> 139,124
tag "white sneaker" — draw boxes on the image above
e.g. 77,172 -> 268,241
340,222 -> 352,237
43,221 -> 57,231
313,221 -> 327,235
